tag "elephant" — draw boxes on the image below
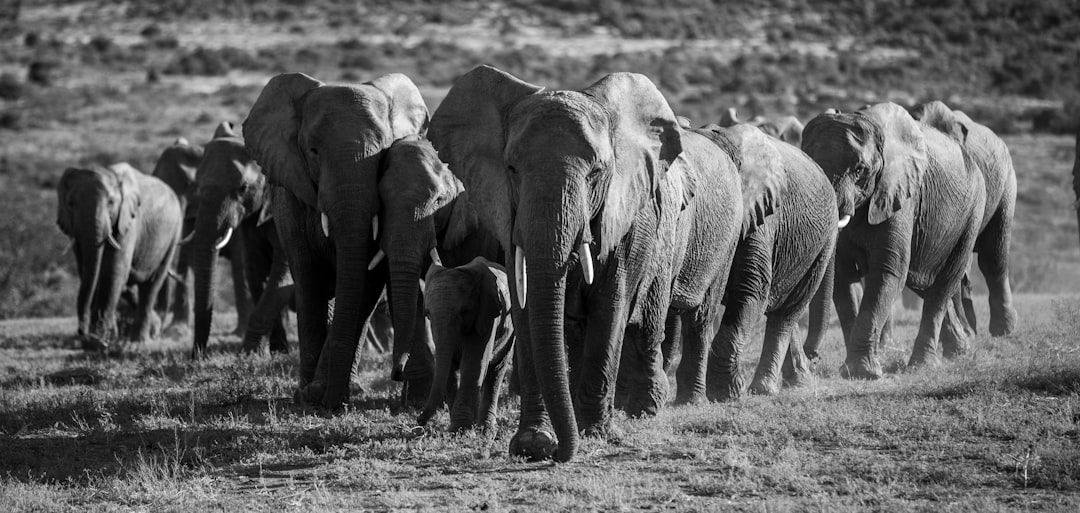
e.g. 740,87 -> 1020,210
243,72 -> 433,409
429,66 -> 782,462
151,134 -> 255,337
911,101 -> 1017,336
718,107 -> 805,146
188,121 -> 290,358
802,102 -> 987,379
417,257 -> 514,433
56,162 -> 182,349
682,123 -> 838,400
1075,130 -> 1080,247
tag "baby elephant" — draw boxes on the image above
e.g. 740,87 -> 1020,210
417,257 -> 514,433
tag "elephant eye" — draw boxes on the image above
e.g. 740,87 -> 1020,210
309,147 -> 319,156
507,165 -> 517,175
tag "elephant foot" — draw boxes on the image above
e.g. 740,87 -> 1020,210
509,426 -> 558,461
748,377 -> 780,396
82,335 -> 109,353
400,377 -> 432,409
673,390 -> 708,406
268,334 -> 290,354
782,370 -> 813,389
162,321 -> 190,340
989,307 -> 1017,337
839,355 -> 882,380
581,420 -> 623,444
448,419 -> 478,433
907,346 -> 941,369
296,380 -> 326,407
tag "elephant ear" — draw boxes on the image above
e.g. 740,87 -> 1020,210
56,168 -> 78,236
582,72 -> 683,258
718,124 -> 787,234
911,101 -> 966,145
864,102 -> 928,225
213,121 -> 238,139
429,65 -> 544,250
243,72 -> 323,209
109,163 -> 141,239
475,258 -> 510,335
257,182 -> 275,226
368,73 -> 429,140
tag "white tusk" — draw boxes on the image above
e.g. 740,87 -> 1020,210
579,243 -> 594,285
321,213 -> 330,238
367,249 -> 385,271
106,231 -> 122,250
178,230 -> 195,245
64,239 -> 75,254
372,216 -> 379,240
514,246 -> 527,309
215,227 -> 233,250
838,215 -> 852,229
429,248 -> 442,266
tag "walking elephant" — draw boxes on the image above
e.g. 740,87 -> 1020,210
152,134 -> 255,337
57,163 -> 182,350
243,72 -> 433,409
150,137 -> 202,331
188,121 -> 290,358
417,257 -> 514,433
718,107 -> 805,146
912,101 -> 1017,336
429,66 -> 782,462
802,102 -> 986,379
683,123 -> 837,400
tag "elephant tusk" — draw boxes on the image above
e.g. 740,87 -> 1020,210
167,269 -> 183,282
579,242 -> 594,285
368,249 -> 386,271
372,216 -> 379,240
64,239 -> 74,254
514,246 -> 527,309
429,248 -> 442,266
106,231 -> 122,250
215,227 -> 233,250
321,213 -> 330,238
178,230 -> 195,245
838,215 -> 852,229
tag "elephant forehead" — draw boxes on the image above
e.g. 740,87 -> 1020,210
303,85 -> 390,131
505,92 -> 610,163
425,271 -> 475,302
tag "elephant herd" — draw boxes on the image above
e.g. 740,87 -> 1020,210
55,65 -> 1020,462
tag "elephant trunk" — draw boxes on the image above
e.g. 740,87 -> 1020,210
387,246 -> 423,381
417,321 -> 456,426
321,228 -> 372,408
74,212 -> 107,338
519,178 -> 584,462
191,194 -> 231,358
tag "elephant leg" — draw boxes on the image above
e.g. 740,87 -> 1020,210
400,314 -> 436,409
833,251 -> 862,355
508,300 -> 557,461
242,285 -> 295,354
907,290 -> 954,368
705,293 -> 766,402
977,208 -> 1017,336
133,272 -> 167,343
276,198 -> 329,399
576,269 -> 630,439
479,339 -> 513,435
750,313 -> 800,395
450,335 -> 492,431
620,276 -> 673,418
169,220 -> 194,329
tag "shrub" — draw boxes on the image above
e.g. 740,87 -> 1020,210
0,73 -> 22,100
27,60 -> 59,86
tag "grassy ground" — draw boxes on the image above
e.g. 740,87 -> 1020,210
2,294 -> 1080,511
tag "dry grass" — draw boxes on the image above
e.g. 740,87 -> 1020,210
2,295 -> 1080,511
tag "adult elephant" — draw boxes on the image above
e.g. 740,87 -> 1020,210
150,137 -> 202,331
430,66 -> 781,462
189,121 -> 290,358
718,107 -> 805,146
912,101 -> 1017,336
243,72 -> 432,409
152,133 -> 255,336
57,163 -> 182,349
684,124 -> 837,400
802,102 -> 986,379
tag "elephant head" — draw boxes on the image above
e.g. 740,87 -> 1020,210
430,66 -> 683,461
151,137 -> 203,219
419,257 -> 510,431
372,136 -> 463,380
57,163 -> 141,341
243,72 -> 428,406
802,102 -> 928,228
911,101 -> 968,145
189,121 -> 270,356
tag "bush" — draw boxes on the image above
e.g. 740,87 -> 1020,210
26,60 -> 59,86
0,73 -> 22,100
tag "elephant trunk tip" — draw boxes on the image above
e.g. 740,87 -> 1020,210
391,353 -> 410,382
